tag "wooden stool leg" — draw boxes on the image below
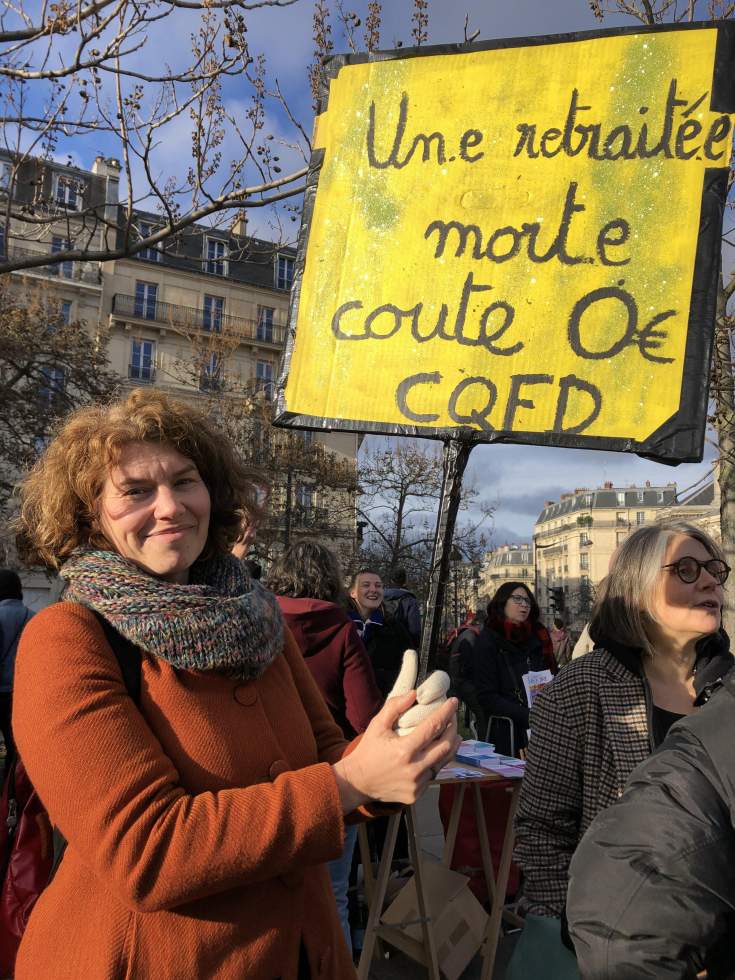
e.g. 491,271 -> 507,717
480,784 -> 521,980
441,782 -> 466,867
357,812 -> 401,980
356,823 -> 385,961
472,782 -> 496,906
405,806 -> 441,980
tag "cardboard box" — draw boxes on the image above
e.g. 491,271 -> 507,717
381,861 -> 488,980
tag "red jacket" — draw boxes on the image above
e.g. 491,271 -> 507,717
277,597 -> 383,737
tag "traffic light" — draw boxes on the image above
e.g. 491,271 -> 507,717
548,586 -> 565,612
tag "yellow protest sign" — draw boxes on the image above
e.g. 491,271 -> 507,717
277,23 -> 735,462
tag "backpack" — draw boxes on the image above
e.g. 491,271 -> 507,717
0,613 -> 141,975
447,625 -> 481,687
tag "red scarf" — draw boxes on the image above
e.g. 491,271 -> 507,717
489,615 -> 557,674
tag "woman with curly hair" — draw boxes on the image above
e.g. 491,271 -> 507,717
12,388 -> 459,980
266,539 -> 382,954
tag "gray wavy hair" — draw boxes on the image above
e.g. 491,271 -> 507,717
589,520 -> 725,656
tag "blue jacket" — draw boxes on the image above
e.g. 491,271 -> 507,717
0,599 -> 34,692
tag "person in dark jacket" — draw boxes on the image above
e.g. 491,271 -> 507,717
347,568 -> 414,698
567,668 -> 735,980
472,582 -> 553,755
267,543 -> 383,740
383,567 -> 422,647
0,569 -> 34,763
266,541 -> 383,952
448,611 -> 486,733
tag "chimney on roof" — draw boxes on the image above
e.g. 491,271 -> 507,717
545,500 -> 554,507
603,481 -> 613,489
91,156 -> 120,248
645,480 -> 651,487
231,211 -> 248,238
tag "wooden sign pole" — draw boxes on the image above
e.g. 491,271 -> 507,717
418,436 -> 478,683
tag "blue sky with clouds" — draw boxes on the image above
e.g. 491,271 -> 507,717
37,0 -> 728,545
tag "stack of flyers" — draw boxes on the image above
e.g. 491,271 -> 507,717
455,740 -> 526,779
455,740 -> 499,768
485,755 -> 526,779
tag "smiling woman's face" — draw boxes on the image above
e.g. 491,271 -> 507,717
649,534 -> 724,647
98,441 -> 211,584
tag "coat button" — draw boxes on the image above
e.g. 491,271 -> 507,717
269,759 -> 289,780
234,685 -> 257,706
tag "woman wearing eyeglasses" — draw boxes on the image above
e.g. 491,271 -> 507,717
510,521 -> 732,977
470,581 -> 555,756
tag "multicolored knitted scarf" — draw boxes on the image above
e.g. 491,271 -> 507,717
61,550 -> 284,680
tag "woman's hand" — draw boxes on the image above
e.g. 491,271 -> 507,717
332,692 -> 461,813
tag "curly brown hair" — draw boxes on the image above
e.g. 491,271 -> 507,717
17,388 -> 262,569
265,539 -> 344,602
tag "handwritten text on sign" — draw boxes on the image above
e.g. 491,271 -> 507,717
283,29 -> 733,445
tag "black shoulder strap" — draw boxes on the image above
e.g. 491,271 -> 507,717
91,610 -> 142,706
50,612 -> 142,880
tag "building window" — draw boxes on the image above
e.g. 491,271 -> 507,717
200,351 -> 222,391
579,533 -> 591,547
39,365 -> 65,407
616,491 -> 625,506
203,295 -> 224,333
137,221 -> 160,262
51,237 -> 74,278
616,511 -> 627,526
53,173 -> 84,211
257,306 -> 274,342
617,530 -> 628,546
276,254 -> 294,290
580,553 -> 589,570
134,280 -> 158,320
296,484 -> 315,518
636,511 -> 646,525
205,238 -> 227,276
0,162 -> 11,193
129,339 -> 155,382
256,360 -> 274,399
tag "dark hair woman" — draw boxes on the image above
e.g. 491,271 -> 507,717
12,389 -> 459,980
471,581 -> 554,755
266,540 -> 383,953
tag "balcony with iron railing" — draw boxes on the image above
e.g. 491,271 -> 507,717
4,242 -> 102,284
111,293 -> 286,346
128,363 -> 156,383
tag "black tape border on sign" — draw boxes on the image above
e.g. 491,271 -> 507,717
274,20 -> 735,466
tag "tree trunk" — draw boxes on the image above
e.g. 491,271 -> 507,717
713,273 -> 735,635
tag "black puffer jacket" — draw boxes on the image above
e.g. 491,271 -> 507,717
567,667 -> 735,980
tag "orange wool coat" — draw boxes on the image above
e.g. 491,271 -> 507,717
13,602 -> 358,979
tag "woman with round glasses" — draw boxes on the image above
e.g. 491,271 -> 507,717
512,521 -> 732,970
469,581 -> 554,756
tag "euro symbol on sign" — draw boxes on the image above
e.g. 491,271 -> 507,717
567,284 -> 675,364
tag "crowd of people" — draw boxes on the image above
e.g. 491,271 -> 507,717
1,386 -> 735,978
